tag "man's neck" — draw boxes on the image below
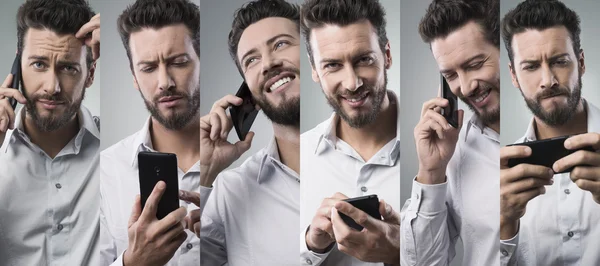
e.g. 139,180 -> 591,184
338,92 -> 397,162
489,121 -> 500,134
23,111 -> 80,159
534,100 -> 587,140
272,123 -> 300,174
150,116 -> 200,172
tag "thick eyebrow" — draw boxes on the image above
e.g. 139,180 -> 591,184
319,50 -> 376,66
136,53 -> 190,66
439,53 -> 486,75
239,33 -> 296,64
519,52 -> 570,66
27,55 -> 80,66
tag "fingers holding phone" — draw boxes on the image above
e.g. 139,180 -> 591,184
124,181 -> 188,266
200,93 -> 255,187
305,192 -> 348,253
500,145 -> 554,239
0,73 -> 27,143
330,199 -> 400,264
555,133 -> 600,203
179,190 -> 200,238
414,96 -> 464,185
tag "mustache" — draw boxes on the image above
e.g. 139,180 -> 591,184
260,67 -> 300,91
465,82 -> 495,98
29,93 -> 69,103
536,86 -> 570,100
152,89 -> 189,103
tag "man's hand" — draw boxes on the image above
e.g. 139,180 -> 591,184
330,200 -> 400,264
500,145 -> 553,239
414,97 -> 464,184
554,133 -> 600,204
0,74 -> 27,144
76,13 -> 100,60
305,192 -> 348,253
123,181 -> 188,266
200,95 -> 254,187
179,190 -> 200,238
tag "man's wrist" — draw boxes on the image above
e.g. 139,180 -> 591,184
416,167 -> 446,184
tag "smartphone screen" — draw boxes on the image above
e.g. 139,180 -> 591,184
138,151 -> 180,220
440,74 -> 459,128
230,82 -> 259,140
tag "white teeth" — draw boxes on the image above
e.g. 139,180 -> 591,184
346,92 -> 368,103
474,90 -> 490,103
269,77 -> 292,92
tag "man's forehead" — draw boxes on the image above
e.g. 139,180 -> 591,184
24,28 -> 84,58
130,25 -> 193,61
310,22 -> 377,53
512,27 -> 574,60
237,17 -> 298,56
432,22 -> 491,68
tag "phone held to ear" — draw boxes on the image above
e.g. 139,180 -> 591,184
9,53 -> 21,110
230,82 -> 259,141
440,74 -> 458,128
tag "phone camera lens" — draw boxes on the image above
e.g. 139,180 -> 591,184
154,166 -> 160,173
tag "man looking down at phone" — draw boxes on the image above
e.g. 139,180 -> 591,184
500,1 -> 600,265
299,0 -> 400,265
198,0 -> 301,264
0,0 -> 100,265
400,0 -> 501,265
98,0 -> 200,265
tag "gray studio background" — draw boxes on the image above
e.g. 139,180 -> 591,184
300,0 -> 400,133
500,0 -> 600,145
399,1 -> 475,265
98,0 -> 200,150
200,0 -> 303,169
0,0 -> 100,121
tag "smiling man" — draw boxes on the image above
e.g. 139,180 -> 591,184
0,0 -> 100,265
400,0 -> 501,265
98,0 -> 200,265
198,0 -> 301,265
500,1 -> 600,265
299,0 -> 400,265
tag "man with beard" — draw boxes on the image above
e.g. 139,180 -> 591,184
500,1 -> 600,265
299,0 -> 400,265
98,0 -> 200,265
400,0 -> 501,265
0,0 -> 100,265
198,0 -> 300,265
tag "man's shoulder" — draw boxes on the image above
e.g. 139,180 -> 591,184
100,131 -> 139,161
300,118 -> 331,146
214,147 -> 270,186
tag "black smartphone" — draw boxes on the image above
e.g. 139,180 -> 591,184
338,194 -> 381,231
9,53 -> 21,110
138,151 -> 180,220
230,82 -> 259,140
440,74 -> 458,128
507,135 -> 595,173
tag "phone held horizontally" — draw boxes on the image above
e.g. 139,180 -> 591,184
338,194 -> 381,231
507,135 -> 595,174
230,82 -> 259,141
138,151 -> 180,220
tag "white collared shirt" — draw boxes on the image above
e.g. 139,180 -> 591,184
401,114 -> 500,266
200,137 -> 300,266
500,100 -> 600,266
98,117 -> 200,266
299,97 -> 401,266
0,106 -> 101,266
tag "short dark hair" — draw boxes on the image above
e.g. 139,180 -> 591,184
502,0 -> 581,68
17,0 -> 95,69
419,0 -> 499,48
300,0 -> 388,67
228,0 -> 300,77
117,0 -> 200,71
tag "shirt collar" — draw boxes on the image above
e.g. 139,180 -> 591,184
3,105 -> 99,154
464,114 -> 499,143
256,137 -> 299,183
522,99 -> 600,142
130,117 -> 154,167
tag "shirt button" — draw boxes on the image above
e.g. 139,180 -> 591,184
55,183 -> 62,189
186,243 -> 193,250
305,259 -> 313,265
501,250 -> 509,256
564,189 -> 570,195
568,231 -> 574,237
57,224 -> 63,231
360,186 -> 368,192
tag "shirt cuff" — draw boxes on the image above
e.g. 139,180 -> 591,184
110,250 -> 125,266
199,185 -> 213,215
300,225 -> 333,266
500,231 -> 519,264
410,176 -> 448,213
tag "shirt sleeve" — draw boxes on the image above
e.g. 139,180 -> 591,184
98,163 -> 119,266
500,227 -> 520,266
200,183 -> 228,265
401,177 -> 457,266
299,225 -> 334,266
